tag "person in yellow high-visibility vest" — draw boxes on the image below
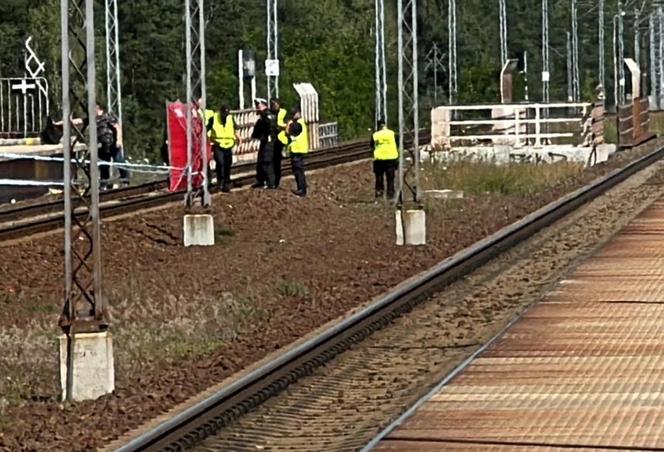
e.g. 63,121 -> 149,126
271,98 -> 289,188
206,105 -> 241,192
370,118 -> 399,200
197,97 -> 215,137
287,107 -> 309,197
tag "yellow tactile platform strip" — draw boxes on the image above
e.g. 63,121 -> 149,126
377,201 -> 664,451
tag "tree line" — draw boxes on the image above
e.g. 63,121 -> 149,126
0,0 -> 652,160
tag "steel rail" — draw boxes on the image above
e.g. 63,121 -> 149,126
0,138 -> 371,222
113,141 -> 664,452
0,138 -> 388,241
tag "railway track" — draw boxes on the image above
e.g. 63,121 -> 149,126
0,137 -> 383,241
108,142 -> 664,451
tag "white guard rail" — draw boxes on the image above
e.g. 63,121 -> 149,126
230,108 -> 261,156
431,102 -> 593,150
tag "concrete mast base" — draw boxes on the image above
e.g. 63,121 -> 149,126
59,331 -> 115,402
183,214 -> 215,247
395,209 -> 426,246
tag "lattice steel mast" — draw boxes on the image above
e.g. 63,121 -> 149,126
634,7 -> 640,67
184,0 -> 210,208
650,12 -> 656,104
424,43 -> 445,105
375,0 -> 387,125
104,0 -> 122,124
542,0 -> 550,103
659,5 -> 664,107
599,0 -> 605,94
571,0 -> 580,101
619,2 -> 625,105
499,0 -> 508,67
266,0 -> 278,100
397,0 -> 420,206
59,0 -> 106,401
448,0 -> 458,104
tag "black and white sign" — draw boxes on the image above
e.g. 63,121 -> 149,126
265,59 -> 280,77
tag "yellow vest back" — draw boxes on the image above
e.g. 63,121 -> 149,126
372,128 -> 398,160
289,119 -> 309,154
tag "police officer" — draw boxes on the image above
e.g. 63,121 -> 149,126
287,107 -> 308,197
251,98 -> 278,189
370,118 -> 399,200
207,105 -> 240,192
57,104 -> 129,190
271,98 -> 288,187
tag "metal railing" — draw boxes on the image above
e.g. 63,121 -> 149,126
0,77 -> 50,139
431,102 -> 595,149
318,122 -> 339,148
618,97 -> 655,148
229,108 -> 336,158
230,108 -> 260,155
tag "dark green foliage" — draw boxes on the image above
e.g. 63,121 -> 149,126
0,0 -> 650,160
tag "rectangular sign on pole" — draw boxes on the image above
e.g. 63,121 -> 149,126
265,59 -> 280,77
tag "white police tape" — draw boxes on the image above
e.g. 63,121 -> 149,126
0,171 -> 205,186
0,152 -> 177,173
0,178 -> 65,187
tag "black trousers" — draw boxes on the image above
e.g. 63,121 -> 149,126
99,142 -> 129,183
213,145 -> 233,188
256,143 -> 276,188
274,140 -> 285,187
291,153 -> 307,193
373,159 -> 397,197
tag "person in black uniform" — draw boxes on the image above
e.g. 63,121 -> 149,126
270,98 -> 288,188
251,98 -> 278,189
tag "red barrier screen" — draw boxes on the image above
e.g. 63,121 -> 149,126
167,102 -> 210,192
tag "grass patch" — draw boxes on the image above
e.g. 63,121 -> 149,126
0,323 -> 59,404
277,280 -> 310,299
27,303 -> 59,315
0,279 -> 270,405
215,226 -> 236,239
423,158 -> 583,197
604,111 -> 664,144
1,294 -> 15,305
650,111 -> 664,135
109,289 -> 269,374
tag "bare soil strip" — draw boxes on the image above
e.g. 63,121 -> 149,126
0,140 -> 662,450
192,158 -> 664,451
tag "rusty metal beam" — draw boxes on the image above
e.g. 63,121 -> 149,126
59,0 -> 106,337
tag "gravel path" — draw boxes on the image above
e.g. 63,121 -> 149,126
193,157 -> 664,452
0,141 -> 662,451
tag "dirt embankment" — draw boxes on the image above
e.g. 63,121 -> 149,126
0,140 -> 662,451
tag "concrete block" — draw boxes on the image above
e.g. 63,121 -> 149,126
430,107 -> 451,149
425,189 -> 464,200
396,209 -> 427,246
59,331 -> 115,402
183,214 -> 215,247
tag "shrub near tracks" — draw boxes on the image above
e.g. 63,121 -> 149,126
0,140 -> 663,451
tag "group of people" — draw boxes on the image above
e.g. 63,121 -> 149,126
206,100 -> 400,201
206,97 -> 309,197
57,98 -> 400,201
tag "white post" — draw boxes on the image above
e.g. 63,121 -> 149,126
659,7 -> 664,107
514,107 -> 520,148
535,104 -> 541,147
238,49 -> 244,110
